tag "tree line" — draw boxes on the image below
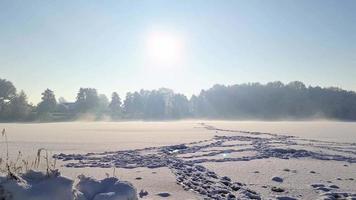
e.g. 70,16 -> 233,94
1,78 -> 356,121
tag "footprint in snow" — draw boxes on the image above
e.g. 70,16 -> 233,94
156,192 -> 171,197
272,176 -> 283,183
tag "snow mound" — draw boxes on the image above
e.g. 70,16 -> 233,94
0,170 -> 74,200
0,171 -> 138,200
75,175 -> 138,200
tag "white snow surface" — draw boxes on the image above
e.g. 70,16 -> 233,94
0,170 -> 137,200
1,121 -> 356,199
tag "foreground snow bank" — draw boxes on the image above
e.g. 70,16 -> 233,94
0,170 -> 74,200
0,170 -> 138,200
75,175 -> 138,200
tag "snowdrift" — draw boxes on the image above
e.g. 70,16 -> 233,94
0,170 -> 138,200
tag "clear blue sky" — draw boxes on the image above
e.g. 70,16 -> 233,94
1,0 -> 356,103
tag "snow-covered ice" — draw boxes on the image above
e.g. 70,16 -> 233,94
1,121 -> 356,199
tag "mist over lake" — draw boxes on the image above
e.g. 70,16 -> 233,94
2,121 -> 356,158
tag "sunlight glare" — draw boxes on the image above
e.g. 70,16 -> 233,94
146,31 -> 183,67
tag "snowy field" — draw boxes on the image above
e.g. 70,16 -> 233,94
1,121 -> 356,199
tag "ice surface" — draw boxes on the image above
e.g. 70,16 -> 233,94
1,121 -> 356,199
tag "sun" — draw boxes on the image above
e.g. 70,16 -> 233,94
146,31 -> 183,66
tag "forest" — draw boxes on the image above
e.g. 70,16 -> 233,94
1,78 -> 356,121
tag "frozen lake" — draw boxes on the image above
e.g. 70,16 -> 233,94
1,121 -> 356,199
1,121 -> 356,157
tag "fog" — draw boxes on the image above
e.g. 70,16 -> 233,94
3,78 -> 356,122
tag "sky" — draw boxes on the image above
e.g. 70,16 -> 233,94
0,0 -> 356,104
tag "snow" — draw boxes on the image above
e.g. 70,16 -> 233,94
0,170 -> 74,200
75,175 -> 137,200
1,121 -> 356,199
0,170 -> 138,200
